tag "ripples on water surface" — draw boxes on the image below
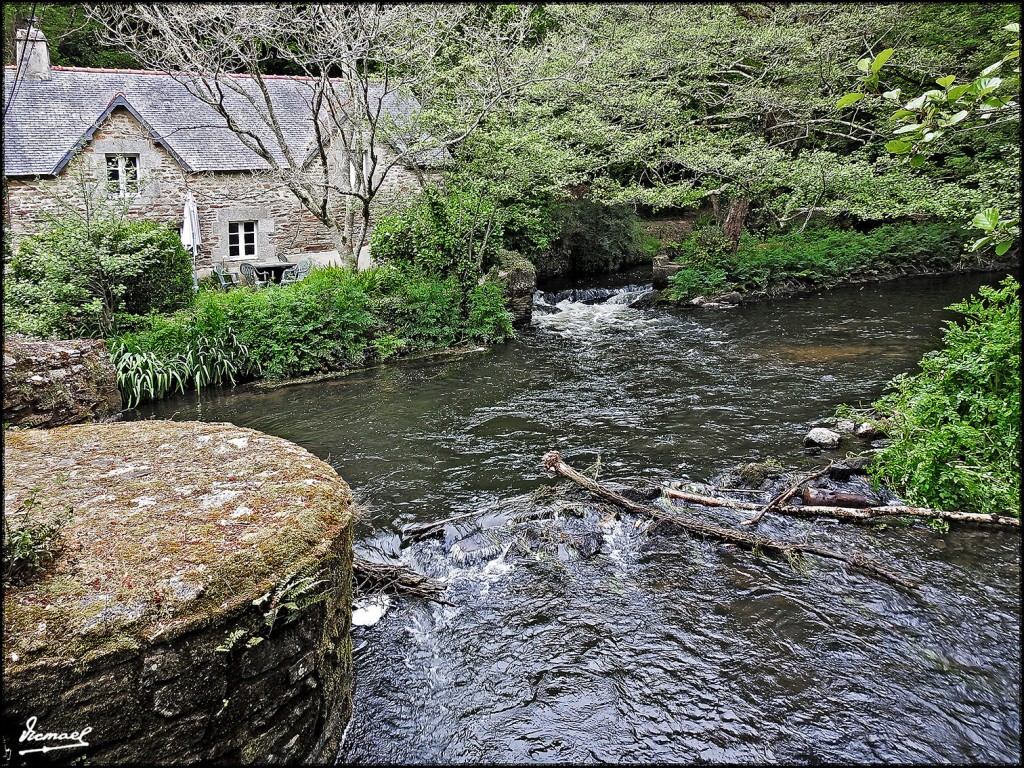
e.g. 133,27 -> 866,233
143,271 -> 1021,764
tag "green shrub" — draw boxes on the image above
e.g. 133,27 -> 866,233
496,198 -> 562,259
371,185 -> 504,285
466,277 -> 514,343
5,215 -> 192,338
868,277 -> 1021,517
666,221 -> 971,300
546,200 -> 650,275
118,223 -> 194,315
108,263 -> 514,405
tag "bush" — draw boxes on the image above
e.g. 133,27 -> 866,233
4,215 -> 193,338
109,263 -> 513,405
371,185 -> 504,285
666,221 -> 971,300
546,200 -> 650,275
868,277 -> 1021,517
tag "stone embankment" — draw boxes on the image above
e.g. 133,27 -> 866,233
3,335 -> 122,428
3,421 -> 356,765
498,248 -> 537,328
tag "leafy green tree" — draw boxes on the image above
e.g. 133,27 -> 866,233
3,3 -> 139,68
839,21 -> 1020,254
462,3 -> 1011,247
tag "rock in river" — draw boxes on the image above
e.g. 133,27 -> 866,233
804,427 -> 842,449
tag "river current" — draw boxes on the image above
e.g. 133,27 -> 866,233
142,270 -> 1021,764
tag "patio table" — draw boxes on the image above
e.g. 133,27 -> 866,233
248,261 -> 293,284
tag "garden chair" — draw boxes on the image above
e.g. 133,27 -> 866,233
280,257 -> 313,286
212,262 -> 239,291
238,261 -> 268,288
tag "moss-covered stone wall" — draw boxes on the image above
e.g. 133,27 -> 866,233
2,421 -> 355,765
3,335 -> 122,428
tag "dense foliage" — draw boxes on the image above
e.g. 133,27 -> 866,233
665,221 -> 972,300
370,185 -> 504,285
4,215 -> 193,338
109,264 -> 513,406
438,3 -> 1019,261
867,277 -> 1021,517
3,3 -> 139,68
371,184 -> 654,280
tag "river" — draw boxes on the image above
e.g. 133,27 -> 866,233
140,270 -> 1021,764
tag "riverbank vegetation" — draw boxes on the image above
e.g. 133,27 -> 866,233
4,212 -> 513,406
664,221 -> 975,301
857,277 -> 1021,518
108,264 -> 511,406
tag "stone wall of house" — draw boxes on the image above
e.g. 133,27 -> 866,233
3,335 -> 122,428
5,106 -> 425,267
3,422 -> 356,765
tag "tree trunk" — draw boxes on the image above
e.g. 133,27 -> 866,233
542,451 -> 917,590
353,200 -> 372,268
722,197 -> 750,253
338,198 -> 358,265
662,488 -> 1020,528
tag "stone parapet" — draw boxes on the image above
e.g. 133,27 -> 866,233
3,335 -> 122,428
497,249 -> 537,328
2,421 -> 355,765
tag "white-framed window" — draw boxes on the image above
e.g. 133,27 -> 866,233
228,221 -> 258,259
105,154 -> 139,197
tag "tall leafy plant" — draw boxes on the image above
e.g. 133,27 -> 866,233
868,277 -> 1021,517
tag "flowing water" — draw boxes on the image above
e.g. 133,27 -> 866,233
140,270 -> 1021,764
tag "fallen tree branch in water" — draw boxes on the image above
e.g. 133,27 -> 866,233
663,489 -> 1020,528
542,451 -> 917,590
742,463 -> 834,526
353,557 -> 453,605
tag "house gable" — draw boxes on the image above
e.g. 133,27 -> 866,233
52,94 -> 194,177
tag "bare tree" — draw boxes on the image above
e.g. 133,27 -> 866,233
89,3 -> 597,263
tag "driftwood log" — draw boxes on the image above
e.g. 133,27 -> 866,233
542,451 -> 917,590
353,556 -> 452,605
663,488 -> 1020,528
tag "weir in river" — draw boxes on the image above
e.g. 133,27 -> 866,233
140,270 -> 1021,764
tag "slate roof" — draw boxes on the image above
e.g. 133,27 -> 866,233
2,66 -> 438,177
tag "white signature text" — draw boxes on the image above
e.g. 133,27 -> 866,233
18,717 -> 92,755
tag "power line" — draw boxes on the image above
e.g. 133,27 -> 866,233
4,3 -> 41,119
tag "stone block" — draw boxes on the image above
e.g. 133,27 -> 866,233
652,254 -> 685,290
237,629 -> 304,679
3,336 -> 121,428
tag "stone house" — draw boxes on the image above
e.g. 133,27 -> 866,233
2,28 -> 436,273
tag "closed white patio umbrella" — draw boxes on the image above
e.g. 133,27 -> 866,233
180,189 -> 201,291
